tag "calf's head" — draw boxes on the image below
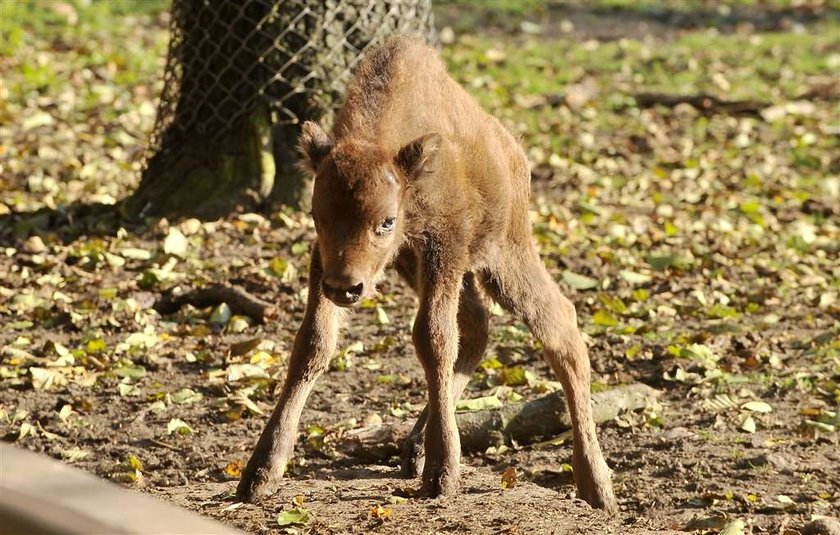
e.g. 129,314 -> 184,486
300,122 -> 439,307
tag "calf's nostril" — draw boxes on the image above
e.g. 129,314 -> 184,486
345,283 -> 364,300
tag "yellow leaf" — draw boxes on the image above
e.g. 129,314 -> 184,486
370,504 -> 393,520
720,518 -> 745,535
126,454 -> 143,472
224,460 -> 244,477
456,395 -> 503,412
375,306 -> 390,325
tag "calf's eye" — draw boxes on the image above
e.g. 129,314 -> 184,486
375,216 -> 396,236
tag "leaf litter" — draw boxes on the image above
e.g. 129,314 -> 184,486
1,2 -> 839,534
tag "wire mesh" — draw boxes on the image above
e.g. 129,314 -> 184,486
148,0 -> 435,154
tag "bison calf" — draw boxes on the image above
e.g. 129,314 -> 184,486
237,36 -> 617,512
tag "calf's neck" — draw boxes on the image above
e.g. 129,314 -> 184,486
237,36 -> 617,512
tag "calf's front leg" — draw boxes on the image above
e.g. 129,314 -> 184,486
401,272 -> 490,478
412,259 -> 464,497
237,248 -> 342,502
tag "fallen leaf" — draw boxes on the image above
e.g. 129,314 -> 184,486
126,453 -> 143,472
719,518 -> 745,535
18,422 -> 36,440
230,338 -> 262,356
501,466 -> 517,489
224,460 -> 244,477
741,401 -> 772,413
210,303 -> 232,326
61,447 -> 90,462
57,404 -> 73,421
167,418 -> 193,435
121,247 -> 152,260
370,504 -> 393,520
30,367 -> 68,390
163,227 -> 188,257
499,365 -> 528,386
592,310 -> 618,327
114,365 -> 146,379
740,415 -> 756,433
456,395 -> 503,412
226,363 -> 270,382
277,507 -> 311,527
375,306 -> 390,325
170,388 -> 203,404
619,270 -> 652,284
562,270 -> 599,290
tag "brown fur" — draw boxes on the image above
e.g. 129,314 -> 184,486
237,36 -> 617,512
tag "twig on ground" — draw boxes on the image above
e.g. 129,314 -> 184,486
154,284 -> 276,323
148,438 -> 183,452
633,92 -> 767,115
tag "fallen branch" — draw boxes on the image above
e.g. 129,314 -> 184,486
633,92 -> 767,116
337,383 -> 658,462
154,284 -> 276,323
797,79 -> 838,102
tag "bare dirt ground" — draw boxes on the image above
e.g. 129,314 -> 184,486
1,216 -> 836,533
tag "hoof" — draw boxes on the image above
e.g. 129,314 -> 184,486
400,435 -> 425,478
573,456 -> 618,513
235,457 -> 286,503
419,463 -> 460,498
579,483 -> 618,514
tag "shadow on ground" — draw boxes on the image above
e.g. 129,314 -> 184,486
0,202 -> 133,248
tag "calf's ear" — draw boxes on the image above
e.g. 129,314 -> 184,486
299,121 -> 333,172
395,133 -> 441,179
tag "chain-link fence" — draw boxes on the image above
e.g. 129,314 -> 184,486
149,0 -> 435,155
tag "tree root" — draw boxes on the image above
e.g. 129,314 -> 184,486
337,383 -> 659,462
154,284 -> 276,323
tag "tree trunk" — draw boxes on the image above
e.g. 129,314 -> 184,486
127,0 -> 275,219
129,0 -> 434,219
129,106 -> 275,219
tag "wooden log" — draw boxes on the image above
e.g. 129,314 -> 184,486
337,383 -> 658,461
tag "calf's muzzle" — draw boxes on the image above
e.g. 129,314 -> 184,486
322,276 -> 364,306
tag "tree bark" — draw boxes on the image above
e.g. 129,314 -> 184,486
127,0 -> 275,219
128,106 -> 275,219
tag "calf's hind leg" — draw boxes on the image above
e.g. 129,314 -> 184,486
483,248 -> 618,512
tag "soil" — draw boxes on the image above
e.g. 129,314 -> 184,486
1,211 -> 837,534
